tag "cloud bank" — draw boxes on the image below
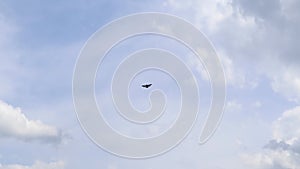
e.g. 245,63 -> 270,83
0,100 -> 63,144
243,106 -> 300,169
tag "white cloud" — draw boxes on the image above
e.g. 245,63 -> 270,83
272,106 -> 300,144
242,106 -> 300,169
0,161 -> 64,169
187,50 -> 257,88
220,52 -> 250,88
226,100 -> 242,113
0,100 -> 63,144
167,0 -> 259,89
269,65 -> 300,103
167,0 -> 300,102
242,149 -> 300,169
231,0 -> 300,103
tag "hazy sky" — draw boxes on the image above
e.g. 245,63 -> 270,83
0,0 -> 300,169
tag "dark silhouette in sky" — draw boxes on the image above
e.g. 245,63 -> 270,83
141,84 -> 152,88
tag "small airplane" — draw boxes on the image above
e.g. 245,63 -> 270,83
141,84 -> 152,88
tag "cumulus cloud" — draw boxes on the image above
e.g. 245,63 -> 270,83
0,161 -> 64,169
167,0 -> 300,102
242,149 -> 300,169
232,0 -> 284,24
231,0 -> 300,102
242,106 -> 300,169
166,0 -> 259,88
167,0 -> 300,167
268,64 -> 300,103
0,100 -> 63,144
272,106 -> 300,143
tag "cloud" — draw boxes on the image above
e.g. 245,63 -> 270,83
242,149 -> 300,169
268,64 -> 300,103
272,106 -> 300,143
242,106 -> 300,169
232,0 -> 284,24
264,140 -> 290,151
187,49 -> 255,88
226,100 -> 242,113
0,161 -> 64,169
231,0 -> 300,103
0,100 -> 63,144
167,0 -> 300,102
166,0 -> 259,88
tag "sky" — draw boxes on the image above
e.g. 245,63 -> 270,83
0,0 -> 300,169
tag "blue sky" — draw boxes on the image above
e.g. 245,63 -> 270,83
0,0 -> 300,169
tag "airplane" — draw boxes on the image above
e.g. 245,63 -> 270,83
141,84 -> 152,88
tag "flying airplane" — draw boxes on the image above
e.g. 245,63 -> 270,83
141,84 -> 152,88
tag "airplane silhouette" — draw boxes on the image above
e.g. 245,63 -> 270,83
141,84 -> 152,88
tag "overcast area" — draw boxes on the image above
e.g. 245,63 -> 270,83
0,0 -> 299,169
